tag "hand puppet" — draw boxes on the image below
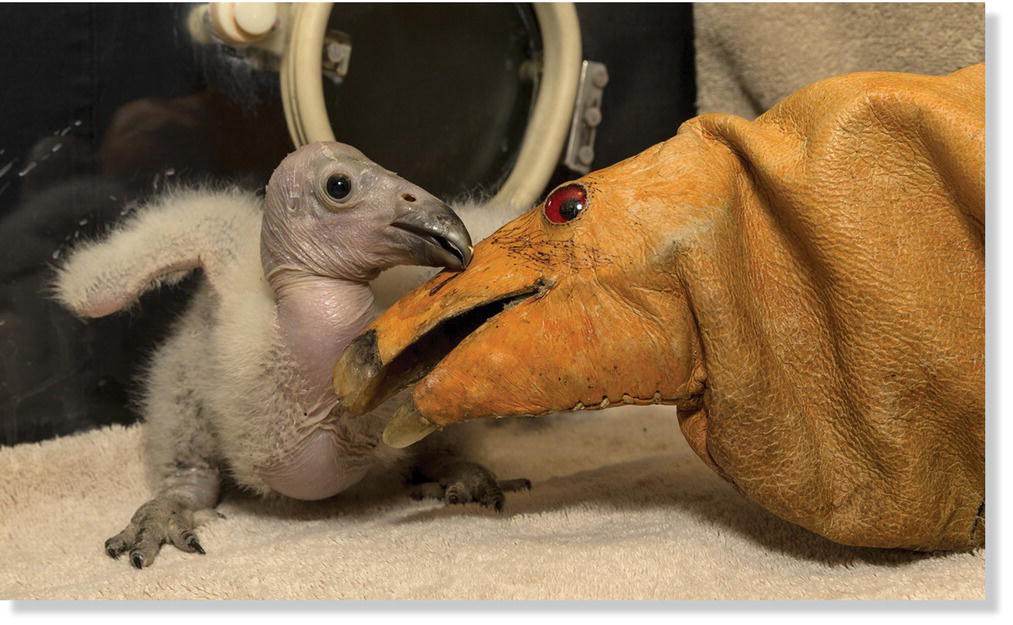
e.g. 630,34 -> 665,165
54,141 -> 526,568
333,65 -> 985,552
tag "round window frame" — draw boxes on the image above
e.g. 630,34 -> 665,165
280,2 -> 582,213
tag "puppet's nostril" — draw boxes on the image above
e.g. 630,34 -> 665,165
402,193 -> 416,203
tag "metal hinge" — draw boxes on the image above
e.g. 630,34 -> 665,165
563,60 -> 609,174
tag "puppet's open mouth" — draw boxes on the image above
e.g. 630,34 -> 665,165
333,280 -> 547,418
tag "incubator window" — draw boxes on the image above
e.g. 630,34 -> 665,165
0,3 -> 696,446
321,3 -> 541,203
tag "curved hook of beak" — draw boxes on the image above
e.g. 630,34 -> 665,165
382,396 -> 438,448
390,200 -> 473,270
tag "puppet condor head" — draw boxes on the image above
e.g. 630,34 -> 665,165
331,133 -> 718,447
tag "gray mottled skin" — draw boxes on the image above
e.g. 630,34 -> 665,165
55,142 -> 524,569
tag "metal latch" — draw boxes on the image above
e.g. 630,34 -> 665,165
563,61 -> 608,174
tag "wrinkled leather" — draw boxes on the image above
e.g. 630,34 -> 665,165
338,65 -> 984,552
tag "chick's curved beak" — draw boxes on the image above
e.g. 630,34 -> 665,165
389,198 -> 473,271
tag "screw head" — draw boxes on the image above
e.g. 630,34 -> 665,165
590,65 -> 609,88
327,42 -> 345,63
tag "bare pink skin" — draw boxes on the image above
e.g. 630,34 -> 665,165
257,142 -> 470,499
268,269 -> 378,415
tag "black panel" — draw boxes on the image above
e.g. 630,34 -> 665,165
543,2 -> 696,193
576,2 -> 696,167
0,3 -> 292,446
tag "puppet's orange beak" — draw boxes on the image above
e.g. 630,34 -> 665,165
333,170 -> 707,448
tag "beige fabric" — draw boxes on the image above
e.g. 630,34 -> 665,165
1,406 -> 982,599
694,2 -> 985,118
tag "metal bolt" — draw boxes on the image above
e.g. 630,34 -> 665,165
583,107 -> 602,127
578,146 -> 595,165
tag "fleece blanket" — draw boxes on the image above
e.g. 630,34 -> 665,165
0,405 -> 983,600
694,2 -> 985,118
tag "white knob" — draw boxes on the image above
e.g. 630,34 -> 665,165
235,3 -> 277,37
209,2 -> 277,44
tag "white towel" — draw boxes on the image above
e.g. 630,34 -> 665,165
0,405 -> 984,599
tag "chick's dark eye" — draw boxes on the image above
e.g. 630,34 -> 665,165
325,174 -> 351,200
543,184 -> 586,224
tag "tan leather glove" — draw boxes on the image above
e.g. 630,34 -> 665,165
335,65 -> 985,552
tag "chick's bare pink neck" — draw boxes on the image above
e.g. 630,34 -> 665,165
268,268 -> 378,414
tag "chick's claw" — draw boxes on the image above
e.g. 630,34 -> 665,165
186,535 -> 206,554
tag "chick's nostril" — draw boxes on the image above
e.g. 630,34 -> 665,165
402,193 -> 417,203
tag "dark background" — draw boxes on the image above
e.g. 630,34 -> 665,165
0,3 -> 695,446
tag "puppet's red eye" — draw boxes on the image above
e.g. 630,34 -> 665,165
543,184 -> 586,224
